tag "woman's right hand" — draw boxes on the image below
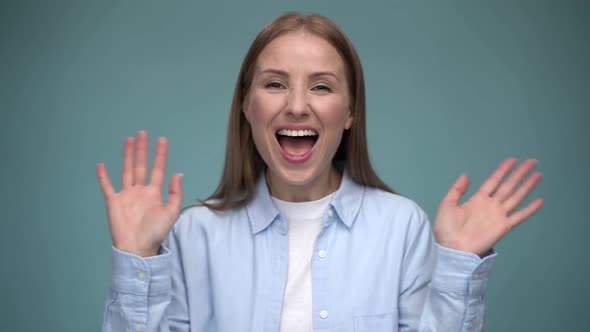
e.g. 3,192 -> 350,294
96,131 -> 184,257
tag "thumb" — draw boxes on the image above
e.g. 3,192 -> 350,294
441,173 -> 469,207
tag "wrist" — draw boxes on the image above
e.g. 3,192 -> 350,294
435,239 -> 490,258
113,243 -> 159,257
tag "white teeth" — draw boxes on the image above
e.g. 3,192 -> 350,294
277,129 -> 318,137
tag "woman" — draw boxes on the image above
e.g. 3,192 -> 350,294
98,12 -> 543,331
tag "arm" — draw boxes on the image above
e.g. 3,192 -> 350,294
421,244 -> 496,331
97,131 -> 192,331
398,209 -> 496,331
102,209 -> 215,332
102,245 -> 181,332
102,213 -> 190,332
400,158 -> 543,331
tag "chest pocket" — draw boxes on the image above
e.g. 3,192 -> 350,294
353,311 -> 398,332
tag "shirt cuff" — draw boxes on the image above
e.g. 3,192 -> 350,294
110,245 -> 172,296
431,244 -> 497,296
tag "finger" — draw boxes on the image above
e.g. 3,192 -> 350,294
494,159 -> 538,202
122,137 -> 135,188
478,158 -> 518,196
134,130 -> 149,186
96,163 -> 116,199
440,173 -> 470,207
150,137 -> 168,189
503,172 -> 543,212
166,173 -> 184,216
509,198 -> 544,227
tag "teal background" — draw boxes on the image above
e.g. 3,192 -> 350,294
1,1 -> 588,331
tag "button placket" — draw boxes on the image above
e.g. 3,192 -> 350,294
312,216 -> 331,329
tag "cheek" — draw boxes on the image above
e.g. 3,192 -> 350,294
246,94 -> 284,157
313,98 -> 350,129
247,93 -> 284,130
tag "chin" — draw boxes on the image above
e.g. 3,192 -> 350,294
274,166 -> 320,186
267,153 -> 334,188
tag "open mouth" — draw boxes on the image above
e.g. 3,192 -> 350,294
275,128 -> 319,163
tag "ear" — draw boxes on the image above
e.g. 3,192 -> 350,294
242,95 -> 251,123
344,110 -> 353,130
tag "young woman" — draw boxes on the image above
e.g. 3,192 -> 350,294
97,12 -> 543,332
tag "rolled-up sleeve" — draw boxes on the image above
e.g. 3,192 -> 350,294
102,246 -> 173,332
398,206 -> 498,332
421,245 -> 497,331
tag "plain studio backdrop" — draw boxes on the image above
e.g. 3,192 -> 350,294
1,1 -> 588,331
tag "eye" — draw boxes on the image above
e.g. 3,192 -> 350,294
265,81 -> 286,89
312,84 -> 332,92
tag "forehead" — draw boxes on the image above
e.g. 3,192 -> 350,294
256,32 -> 345,74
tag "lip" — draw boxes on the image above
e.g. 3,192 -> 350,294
274,124 -> 320,164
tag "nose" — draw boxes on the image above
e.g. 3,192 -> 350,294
286,86 -> 309,119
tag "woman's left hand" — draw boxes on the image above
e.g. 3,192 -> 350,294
434,158 -> 544,256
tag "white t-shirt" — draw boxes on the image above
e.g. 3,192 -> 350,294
272,192 -> 336,332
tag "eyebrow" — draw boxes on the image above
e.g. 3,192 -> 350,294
259,68 -> 340,81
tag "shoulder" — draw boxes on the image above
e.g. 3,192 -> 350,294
363,187 -> 428,219
172,203 -> 248,240
360,187 -> 430,232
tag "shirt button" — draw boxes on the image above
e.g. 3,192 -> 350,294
327,209 -> 334,218
135,323 -> 144,331
137,272 -> 145,280
318,250 -> 327,258
319,310 -> 328,319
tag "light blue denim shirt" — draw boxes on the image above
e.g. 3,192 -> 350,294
103,170 -> 497,331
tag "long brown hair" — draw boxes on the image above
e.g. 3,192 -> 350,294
200,12 -> 395,211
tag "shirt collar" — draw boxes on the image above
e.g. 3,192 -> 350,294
246,174 -> 281,234
245,169 -> 365,234
329,169 -> 365,229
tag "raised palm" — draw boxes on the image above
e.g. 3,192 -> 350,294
96,131 -> 183,257
434,158 -> 544,256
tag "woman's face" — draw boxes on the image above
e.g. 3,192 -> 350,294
243,31 -> 353,200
